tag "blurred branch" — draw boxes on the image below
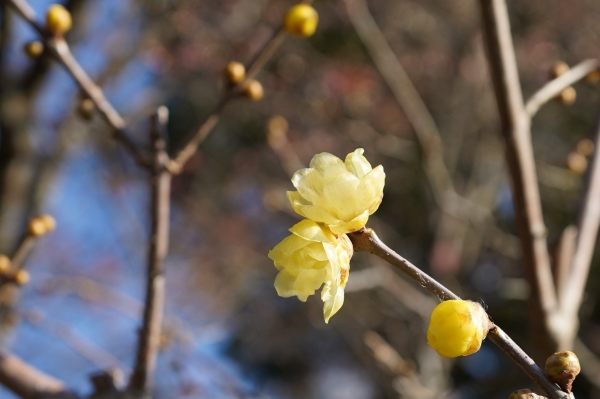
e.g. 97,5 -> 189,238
128,108 -> 171,397
0,350 -> 80,399
525,59 -> 598,118
348,228 -> 569,399
2,0 -> 150,169
479,0 -> 559,354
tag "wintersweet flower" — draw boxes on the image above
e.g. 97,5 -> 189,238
287,149 -> 385,235
268,219 -> 353,323
427,300 -> 490,358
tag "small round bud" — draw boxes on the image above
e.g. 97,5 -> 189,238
77,98 -> 95,120
223,61 -> 246,84
39,215 -> 56,233
557,86 -> 576,105
550,61 -> 569,79
427,300 -> 490,358
27,218 -> 47,237
284,4 -> 319,37
567,152 -> 588,175
242,79 -> 264,101
23,41 -> 44,58
0,255 -> 11,275
576,138 -> 595,157
508,389 -> 544,399
14,270 -> 30,286
545,351 -> 580,392
585,69 -> 600,85
46,4 -> 72,35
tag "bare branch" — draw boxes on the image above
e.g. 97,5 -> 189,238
0,350 -> 80,399
478,0 -> 558,349
525,59 -> 598,118
3,0 -> 150,169
127,107 -> 171,396
348,228 -> 569,399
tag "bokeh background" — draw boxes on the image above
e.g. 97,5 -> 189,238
0,0 -> 599,398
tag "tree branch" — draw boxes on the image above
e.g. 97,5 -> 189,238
525,59 -> 598,118
127,107 -> 171,397
348,228 -> 569,399
478,0 -> 559,352
2,0 -> 150,169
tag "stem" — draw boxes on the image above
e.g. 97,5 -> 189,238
127,107 -> 171,396
348,228 -> 569,399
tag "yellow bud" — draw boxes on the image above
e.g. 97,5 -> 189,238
14,270 -> 30,286
46,4 -> 72,35
576,138 -> 594,157
287,149 -> 385,234
284,4 -> 319,37
224,61 -> 246,84
585,69 -> 600,85
427,300 -> 490,358
550,61 -> 569,79
0,255 -> 11,275
78,98 -> 95,120
27,218 -> 47,237
242,79 -> 264,101
567,152 -> 587,175
557,86 -> 576,105
39,214 -> 56,233
545,351 -> 580,392
268,219 -> 353,323
23,41 -> 44,58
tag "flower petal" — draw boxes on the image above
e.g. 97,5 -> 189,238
309,152 -> 347,179
322,172 -> 360,221
328,211 -> 369,235
356,165 -> 386,215
289,219 -> 336,244
345,148 -> 372,179
322,282 -> 345,323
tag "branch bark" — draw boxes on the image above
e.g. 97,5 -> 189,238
127,107 -> 171,397
348,228 -> 569,399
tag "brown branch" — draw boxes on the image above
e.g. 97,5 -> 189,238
127,107 -> 171,396
559,110 -> 600,320
478,0 -> 559,353
348,228 -> 569,399
0,350 -> 80,399
3,0 -> 150,169
525,59 -> 598,118
9,235 -> 36,273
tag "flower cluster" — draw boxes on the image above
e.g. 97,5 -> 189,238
268,149 -> 385,322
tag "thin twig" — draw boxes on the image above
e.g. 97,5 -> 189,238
127,107 -> 171,397
525,59 -> 598,118
347,228 -> 568,399
0,350 -> 80,399
3,0 -> 150,169
478,0 -> 559,351
8,235 -> 36,273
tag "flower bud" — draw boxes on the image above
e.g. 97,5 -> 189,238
23,41 -> 44,58
268,219 -> 353,323
287,149 -> 385,234
566,152 -> 587,175
39,215 -> 56,232
284,4 -> 319,37
0,255 -> 10,275
46,4 -> 72,35
557,86 -> 576,105
576,138 -> 594,157
242,79 -> 264,101
508,389 -> 545,399
545,351 -> 580,392
78,98 -> 95,120
585,69 -> 600,85
27,218 -> 47,237
550,61 -> 569,79
427,300 -> 490,358
14,270 -> 30,286
224,61 -> 246,84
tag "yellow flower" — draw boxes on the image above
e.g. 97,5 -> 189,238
46,4 -> 72,35
287,149 -> 385,235
427,300 -> 490,358
268,219 -> 353,323
284,4 -> 319,37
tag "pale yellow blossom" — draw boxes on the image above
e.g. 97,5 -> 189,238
268,219 -> 353,322
287,149 -> 385,234
427,300 -> 490,358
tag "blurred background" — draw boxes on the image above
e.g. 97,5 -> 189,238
0,0 -> 599,398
